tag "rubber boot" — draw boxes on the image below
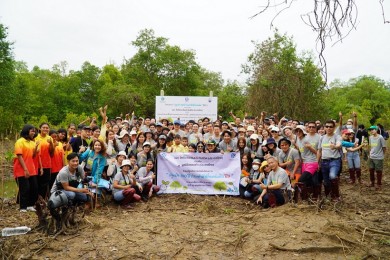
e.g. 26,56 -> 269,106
306,186 -> 314,200
355,168 -> 362,184
297,183 -> 308,201
293,185 -> 300,203
368,169 -> 375,187
348,168 -> 356,184
376,171 -> 383,190
330,179 -> 341,202
324,184 -> 331,198
312,185 -> 320,201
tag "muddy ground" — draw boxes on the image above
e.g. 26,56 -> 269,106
1,141 -> 389,259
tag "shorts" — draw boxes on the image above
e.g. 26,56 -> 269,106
368,158 -> 383,171
302,162 -> 319,175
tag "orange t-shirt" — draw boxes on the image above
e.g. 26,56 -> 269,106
51,142 -> 64,173
35,134 -> 53,169
13,138 -> 37,178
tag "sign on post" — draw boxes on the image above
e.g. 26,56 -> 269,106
155,96 -> 218,123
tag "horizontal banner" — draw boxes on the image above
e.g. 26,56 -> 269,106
157,152 -> 240,195
155,96 -> 218,123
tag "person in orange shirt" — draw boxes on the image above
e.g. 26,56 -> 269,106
35,123 -> 55,199
49,130 -> 65,190
14,124 -> 40,212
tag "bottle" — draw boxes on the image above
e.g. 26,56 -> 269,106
2,226 -> 31,237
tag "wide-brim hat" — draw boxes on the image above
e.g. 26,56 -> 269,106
120,159 -> 131,168
118,130 -> 130,139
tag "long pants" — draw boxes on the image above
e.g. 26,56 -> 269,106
16,176 -> 38,209
38,168 -> 51,199
321,159 -> 341,187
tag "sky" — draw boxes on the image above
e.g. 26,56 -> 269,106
1,0 -> 389,84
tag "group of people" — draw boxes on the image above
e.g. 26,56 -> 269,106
13,107 -> 387,211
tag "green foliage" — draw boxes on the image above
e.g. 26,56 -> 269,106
213,181 -> 227,191
243,30 -> 325,120
325,76 -> 390,126
217,81 -> 247,120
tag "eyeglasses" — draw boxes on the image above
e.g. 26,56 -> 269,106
197,146 -> 204,148
271,131 -> 278,133
325,125 -> 334,128
308,126 -> 316,128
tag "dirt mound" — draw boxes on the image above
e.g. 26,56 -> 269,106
1,177 -> 390,260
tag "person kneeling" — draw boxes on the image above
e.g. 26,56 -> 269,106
112,159 -> 141,209
256,156 -> 292,208
49,153 -> 91,210
136,159 -> 160,201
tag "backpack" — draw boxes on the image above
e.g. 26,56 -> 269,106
48,190 -> 68,209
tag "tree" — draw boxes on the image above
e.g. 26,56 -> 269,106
121,29 -> 223,116
243,31 -> 324,120
0,24 -> 15,87
217,81 -> 247,120
325,76 -> 390,126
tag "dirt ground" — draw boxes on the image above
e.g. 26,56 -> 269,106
1,141 -> 390,259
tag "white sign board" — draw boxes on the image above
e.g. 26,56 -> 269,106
155,96 -> 218,123
157,152 -> 240,195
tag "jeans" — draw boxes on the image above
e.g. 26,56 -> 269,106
321,158 -> 341,187
346,151 -> 360,169
63,190 -> 89,203
113,190 -> 125,201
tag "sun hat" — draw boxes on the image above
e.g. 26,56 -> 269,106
118,130 -> 130,139
116,151 -> 127,158
294,125 -> 307,135
120,159 -> 131,168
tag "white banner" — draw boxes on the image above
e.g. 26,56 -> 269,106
155,96 -> 218,123
157,152 -> 240,195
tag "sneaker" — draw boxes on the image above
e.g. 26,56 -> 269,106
20,209 -> 27,213
27,206 -> 36,212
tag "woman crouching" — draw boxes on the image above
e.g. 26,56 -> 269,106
112,159 -> 141,209
136,159 -> 160,201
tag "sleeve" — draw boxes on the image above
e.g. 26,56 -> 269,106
341,141 -> 355,148
381,136 -> 387,148
14,139 -> 23,155
113,172 -> 122,183
79,149 -> 90,162
57,171 -> 69,184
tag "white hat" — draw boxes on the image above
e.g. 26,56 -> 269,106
250,134 -> 259,140
130,130 -> 137,135
143,141 -> 151,147
294,125 -> 307,135
271,126 -> 280,132
120,159 -> 131,168
118,130 -> 130,139
247,126 -> 255,132
116,151 -> 127,158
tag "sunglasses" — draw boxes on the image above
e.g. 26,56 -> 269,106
325,125 -> 334,128
308,126 -> 316,128
271,131 -> 278,133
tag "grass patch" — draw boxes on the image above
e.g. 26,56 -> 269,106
0,179 -> 18,199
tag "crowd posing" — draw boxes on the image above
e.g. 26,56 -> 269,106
13,107 -> 387,211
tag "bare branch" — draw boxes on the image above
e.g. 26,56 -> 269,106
380,0 -> 390,23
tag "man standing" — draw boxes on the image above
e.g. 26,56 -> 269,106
317,120 -> 342,201
368,125 -> 386,190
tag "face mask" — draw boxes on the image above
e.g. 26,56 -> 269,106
346,125 -> 352,129
252,165 -> 259,171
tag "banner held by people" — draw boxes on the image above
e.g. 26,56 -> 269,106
157,152 -> 240,195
